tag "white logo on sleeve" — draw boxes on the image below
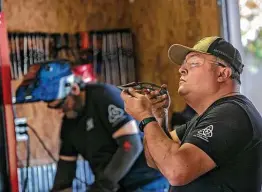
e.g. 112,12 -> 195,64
108,104 -> 125,126
193,125 -> 213,142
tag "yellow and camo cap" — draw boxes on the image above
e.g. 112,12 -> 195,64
168,36 -> 244,75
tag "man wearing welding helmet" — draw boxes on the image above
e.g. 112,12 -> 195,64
15,60 -> 169,192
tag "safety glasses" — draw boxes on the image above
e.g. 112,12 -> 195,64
182,54 -> 227,69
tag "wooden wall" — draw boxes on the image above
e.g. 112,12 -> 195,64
4,0 -> 131,33
4,0 -> 131,166
129,0 -> 221,112
4,0 -> 221,166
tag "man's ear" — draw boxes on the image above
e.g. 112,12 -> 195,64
217,68 -> 232,83
70,83 -> 81,95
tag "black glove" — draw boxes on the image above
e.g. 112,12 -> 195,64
88,177 -> 119,192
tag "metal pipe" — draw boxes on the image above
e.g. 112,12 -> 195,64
0,11 -> 19,192
0,3 -> 9,191
0,105 -> 9,192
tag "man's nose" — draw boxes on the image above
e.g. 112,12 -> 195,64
179,65 -> 188,76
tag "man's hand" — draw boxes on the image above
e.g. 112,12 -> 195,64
145,84 -> 170,124
120,88 -> 153,122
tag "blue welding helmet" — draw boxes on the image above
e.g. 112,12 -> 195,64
15,60 -> 75,104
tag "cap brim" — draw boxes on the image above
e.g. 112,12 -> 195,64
168,44 -> 195,65
168,44 -> 209,65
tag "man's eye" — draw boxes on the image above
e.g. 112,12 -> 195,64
190,62 -> 199,67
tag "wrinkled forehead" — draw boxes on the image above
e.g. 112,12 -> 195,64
185,51 -> 215,61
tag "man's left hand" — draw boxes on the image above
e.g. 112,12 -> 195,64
120,88 -> 153,122
146,84 -> 170,120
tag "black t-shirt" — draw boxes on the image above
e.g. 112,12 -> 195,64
59,83 -> 163,189
171,95 -> 262,192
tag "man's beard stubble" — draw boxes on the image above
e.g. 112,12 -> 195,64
64,95 -> 84,119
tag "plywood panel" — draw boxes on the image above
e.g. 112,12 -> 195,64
129,0 -> 220,112
5,0 -> 132,166
6,0 -> 221,166
3,0 -> 131,33
12,80 -> 63,166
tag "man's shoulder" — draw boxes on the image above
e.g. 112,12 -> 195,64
86,83 -> 121,98
205,95 -> 250,115
205,95 -> 261,121
197,95 -> 253,131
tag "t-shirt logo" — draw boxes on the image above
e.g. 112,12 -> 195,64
123,141 -> 132,152
108,104 -> 125,126
86,118 -> 94,131
193,125 -> 213,142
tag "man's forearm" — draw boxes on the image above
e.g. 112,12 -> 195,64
103,134 -> 143,185
157,113 -> 172,138
144,113 -> 169,169
143,137 -> 158,169
144,121 -> 180,176
51,160 -> 76,191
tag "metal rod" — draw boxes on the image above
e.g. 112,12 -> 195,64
0,10 -> 19,192
0,105 -> 10,192
0,4 -> 9,189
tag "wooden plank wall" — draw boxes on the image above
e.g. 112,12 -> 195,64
4,0 -> 131,33
4,0 -> 131,166
129,0 -> 221,112
4,0 -> 221,166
